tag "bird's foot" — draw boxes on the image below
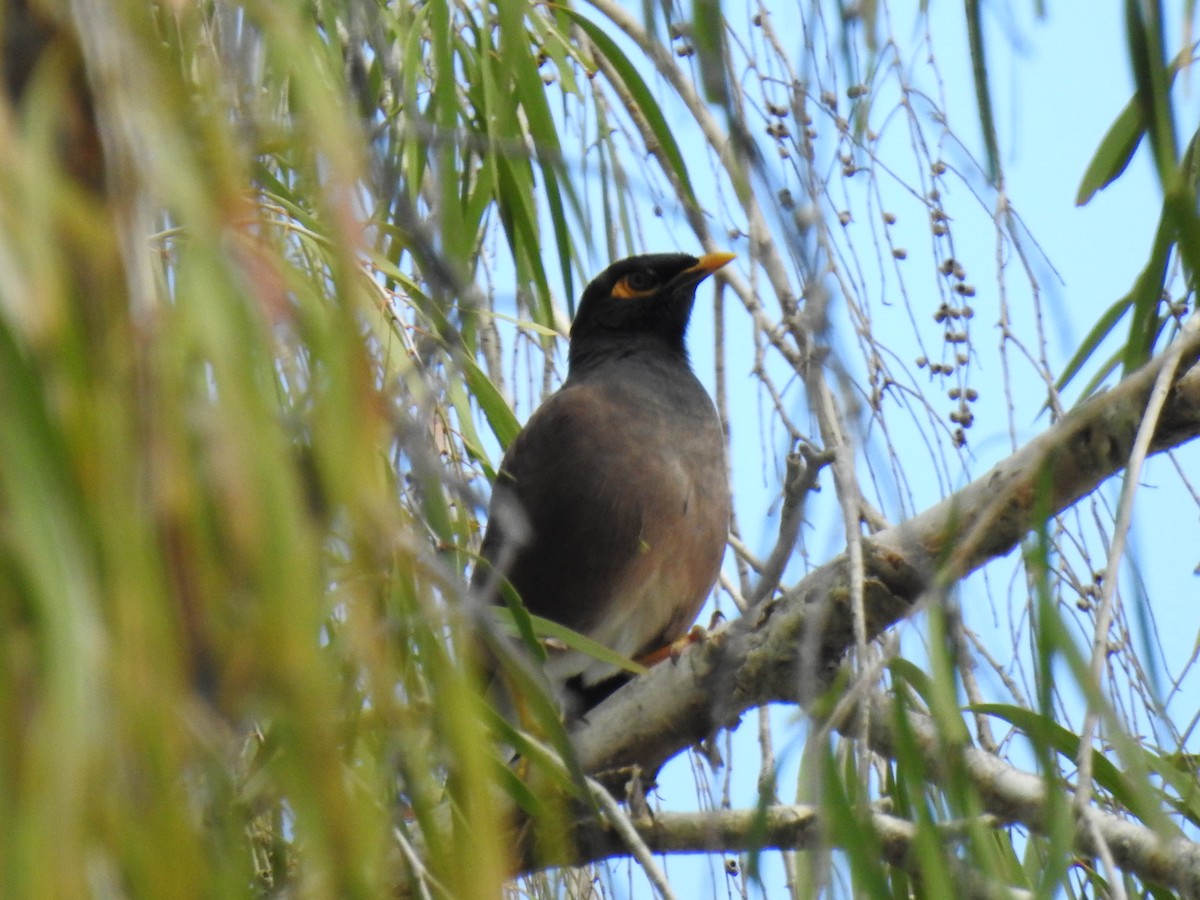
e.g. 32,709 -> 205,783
636,625 -> 706,668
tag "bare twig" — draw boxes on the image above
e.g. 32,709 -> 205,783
750,444 -> 833,605
586,778 -> 677,900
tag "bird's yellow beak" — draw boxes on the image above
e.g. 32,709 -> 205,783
690,252 -> 737,276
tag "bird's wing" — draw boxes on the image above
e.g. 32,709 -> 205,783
478,383 -> 648,639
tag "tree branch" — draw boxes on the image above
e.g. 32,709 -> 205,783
749,444 -> 831,605
862,693 -> 1200,899
559,802 -> 1030,899
571,340 -> 1200,781
553,689 -> 1200,898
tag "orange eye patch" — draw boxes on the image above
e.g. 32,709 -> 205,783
610,273 -> 659,299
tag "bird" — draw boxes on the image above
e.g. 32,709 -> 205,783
473,252 -> 734,717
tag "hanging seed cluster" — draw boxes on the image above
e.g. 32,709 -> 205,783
926,248 -> 978,446
890,172 -> 982,448
751,9 -> 982,450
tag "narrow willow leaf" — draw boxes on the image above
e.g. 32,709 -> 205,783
691,0 -> 727,105
965,0 -> 1001,184
496,155 -> 554,325
1076,93 -> 1148,206
971,704 -> 1158,826
1055,297 -> 1131,397
522,613 -> 649,677
489,605 -> 647,677
1122,212 -> 1173,373
471,308 -> 561,339
824,740 -> 894,896
567,9 -> 699,209
1069,348 -> 1123,406
1124,0 -> 1178,181
446,376 -> 497,479
461,356 -> 521,450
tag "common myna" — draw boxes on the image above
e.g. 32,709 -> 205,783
475,252 -> 734,715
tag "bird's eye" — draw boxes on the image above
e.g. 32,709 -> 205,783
624,270 -> 657,292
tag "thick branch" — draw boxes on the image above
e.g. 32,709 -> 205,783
863,695 -> 1200,898
564,804 -> 1026,900
571,345 -> 1200,780
553,694 -> 1200,898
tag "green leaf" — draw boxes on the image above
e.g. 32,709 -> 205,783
496,155 -> 555,326
965,0 -> 1001,184
1068,347 -> 1124,406
691,0 -> 727,105
490,607 -> 648,677
1059,204 -> 1173,397
446,376 -> 497,480
822,742 -> 892,897
1076,92 -> 1148,206
1077,45 -> 1186,205
565,10 -> 699,209
888,657 -> 935,702
971,704 -> 1167,828
1122,211 -> 1173,374
472,308 -> 561,339
461,356 -> 521,450
1055,296 -> 1132,397
524,614 -> 649,677
486,714 -> 581,803
1124,0 -> 1178,183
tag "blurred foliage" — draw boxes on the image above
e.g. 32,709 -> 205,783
0,0 -> 577,894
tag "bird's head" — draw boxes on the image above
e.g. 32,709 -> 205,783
568,252 -> 736,370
